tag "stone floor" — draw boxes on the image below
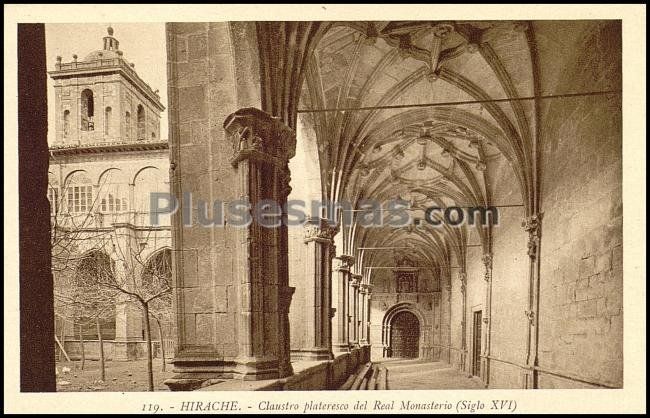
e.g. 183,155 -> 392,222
379,359 -> 485,390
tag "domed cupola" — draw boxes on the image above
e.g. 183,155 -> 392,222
84,26 -> 122,61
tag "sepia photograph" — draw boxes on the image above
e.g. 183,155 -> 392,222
5,3 -> 646,414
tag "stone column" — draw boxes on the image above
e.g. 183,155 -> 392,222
111,228 -> 145,361
166,108 -> 296,389
523,214 -> 542,388
481,253 -> 493,386
227,108 -> 296,379
349,274 -> 361,348
333,255 -> 353,353
291,217 -> 337,361
358,285 -> 368,345
459,271 -> 467,372
278,286 -> 295,377
365,285 -> 373,347
382,324 -> 392,357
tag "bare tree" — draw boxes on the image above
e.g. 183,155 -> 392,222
49,170 -> 172,391
54,251 -> 116,378
148,290 -> 173,372
85,231 -> 171,391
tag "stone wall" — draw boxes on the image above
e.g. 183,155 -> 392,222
445,21 -> 622,389
535,20 -> 622,388
167,22 -> 256,364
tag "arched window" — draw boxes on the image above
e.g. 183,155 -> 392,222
80,89 -> 94,131
65,172 -> 94,214
137,105 -> 145,140
134,167 -> 168,225
140,249 -> 172,339
125,111 -> 131,139
104,107 -> 112,136
151,132 -> 156,140
142,249 -> 172,289
98,169 -> 128,214
63,110 -> 70,137
73,251 -> 117,340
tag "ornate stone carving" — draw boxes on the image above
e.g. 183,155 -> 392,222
482,253 -> 493,282
335,254 -> 355,271
351,274 -> 362,287
303,217 -> 338,243
223,107 -> 296,169
522,214 -> 542,260
359,283 -> 373,295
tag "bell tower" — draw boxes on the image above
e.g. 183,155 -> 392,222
49,26 -> 164,147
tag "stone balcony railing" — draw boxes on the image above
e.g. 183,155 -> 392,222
49,137 -> 168,150
53,57 -> 161,102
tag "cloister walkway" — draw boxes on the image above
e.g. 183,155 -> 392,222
378,359 -> 485,390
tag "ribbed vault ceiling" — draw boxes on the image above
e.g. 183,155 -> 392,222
296,21 -> 537,283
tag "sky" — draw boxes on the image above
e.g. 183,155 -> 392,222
45,23 -> 168,143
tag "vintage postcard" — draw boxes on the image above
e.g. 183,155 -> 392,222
4,3 -> 646,414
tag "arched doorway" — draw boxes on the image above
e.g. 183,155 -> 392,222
389,311 -> 420,358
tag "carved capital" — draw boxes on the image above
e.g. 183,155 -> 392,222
303,217 -> 338,243
522,214 -> 542,260
223,107 -> 296,169
351,274 -> 362,287
336,254 -> 355,270
334,258 -> 350,273
359,283 -> 373,295
521,214 -> 541,234
342,254 -> 355,266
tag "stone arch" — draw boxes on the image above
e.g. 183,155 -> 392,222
132,166 -> 168,225
62,170 -> 96,214
286,112 -> 332,358
141,247 -> 172,288
140,247 -> 173,340
97,167 -> 124,187
131,165 -> 160,186
68,249 -> 117,340
381,302 -> 428,359
63,169 -> 90,188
